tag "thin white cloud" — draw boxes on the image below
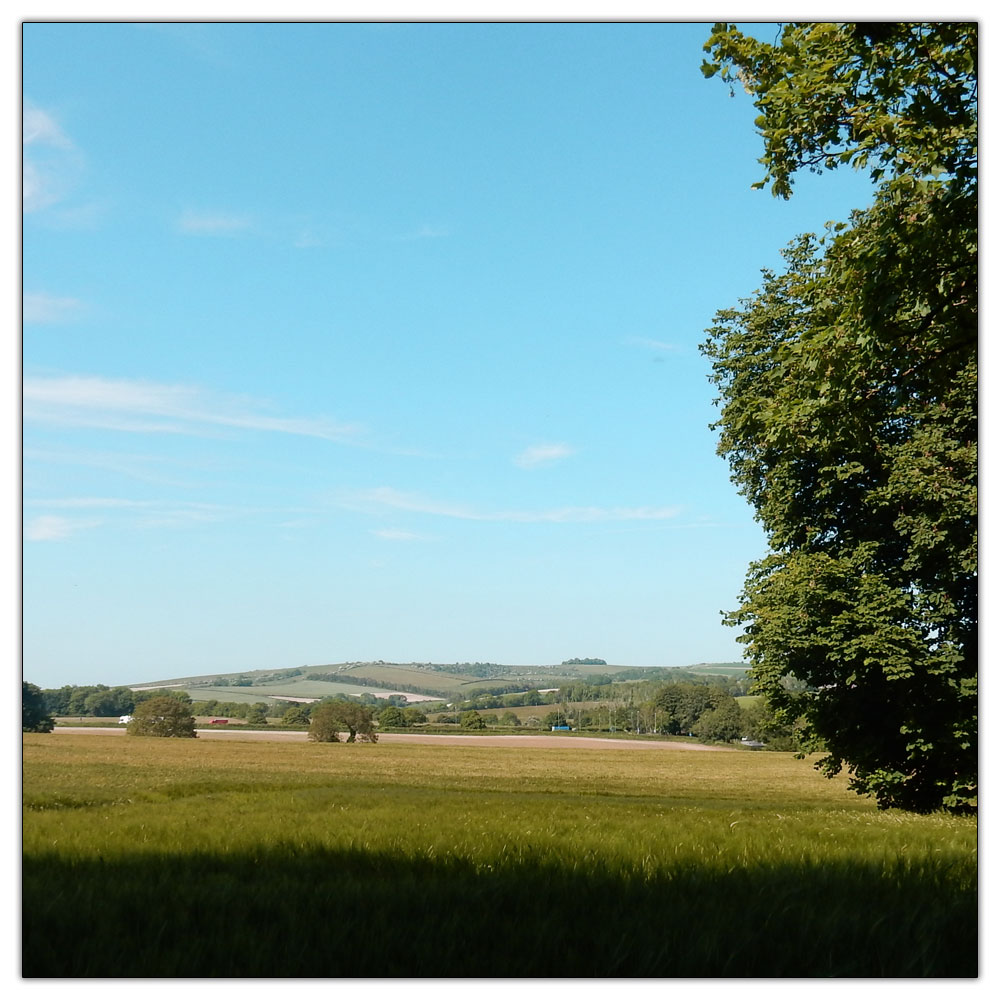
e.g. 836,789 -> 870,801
24,293 -> 85,324
370,528 -> 433,541
341,487 -> 681,524
23,374 -> 363,443
25,514 -> 97,541
26,497 -> 147,510
24,447 -> 200,489
23,105 -> 72,149
22,496 -> 318,535
23,102 -> 80,213
176,210 -> 252,235
514,443 -> 575,469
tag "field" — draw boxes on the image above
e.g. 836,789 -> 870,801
182,680 -> 444,705
22,733 -> 977,977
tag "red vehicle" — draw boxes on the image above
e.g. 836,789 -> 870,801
208,718 -> 229,725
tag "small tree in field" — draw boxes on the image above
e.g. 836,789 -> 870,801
127,696 -> 197,738
459,710 -> 486,730
309,700 -> 377,743
245,703 -> 269,725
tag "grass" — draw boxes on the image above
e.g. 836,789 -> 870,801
22,734 -> 977,977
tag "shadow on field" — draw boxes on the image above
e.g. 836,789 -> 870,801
23,847 -> 976,977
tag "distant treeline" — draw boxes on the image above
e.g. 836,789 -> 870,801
441,681 -> 802,748
448,673 -> 750,713
42,685 -> 191,718
41,671 -> 751,723
198,667 -> 307,688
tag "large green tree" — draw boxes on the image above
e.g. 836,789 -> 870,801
700,22 -> 976,813
309,700 -> 378,743
22,682 -> 55,733
127,696 -> 197,738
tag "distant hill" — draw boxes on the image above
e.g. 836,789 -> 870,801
129,660 -> 749,705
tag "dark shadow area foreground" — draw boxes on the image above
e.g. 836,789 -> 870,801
23,847 -> 976,977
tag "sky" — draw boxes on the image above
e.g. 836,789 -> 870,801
21,19 -> 885,689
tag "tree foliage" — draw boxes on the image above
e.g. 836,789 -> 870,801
691,697 -> 744,743
459,710 -> 486,730
308,700 -> 377,743
126,696 -> 197,738
281,705 -> 312,727
378,705 -> 407,728
23,682 -> 55,733
700,23 -> 976,813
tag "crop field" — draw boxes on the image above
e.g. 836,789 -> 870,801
184,679 -> 437,704
22,734 -> 976,977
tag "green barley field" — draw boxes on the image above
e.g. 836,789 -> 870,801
22,733 -> 977,977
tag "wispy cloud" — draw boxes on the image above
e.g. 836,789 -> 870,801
24,374 -> 363,443
370,528 -> 434,541
23,102 -> 81,213
176,210 -> 252,235
23,105 -> 72,148
514,443 -> 575,469
340,487 -> 681,524
23,496 -> 272,533
25,514 -> 98,541
24,292 -> 85,324
24,446 -> 206,489
27,497 -> 149,510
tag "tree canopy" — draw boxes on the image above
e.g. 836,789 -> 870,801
700,22 -> 976,813
23,682 -> 55,733
308,700 -> 378,743
126,696 -> 197,738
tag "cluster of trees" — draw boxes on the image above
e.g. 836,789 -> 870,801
375,705 -> 429,728
561,658 -> 607,665
433,682 -> 798,747
701,22 -> 977,812
41,684 -> 197,719
448,674 -> 752,718
452,689 -> 548,712
201,667 -> 306,687
24,674 -> 790,747
22,682 -> 54,733
190,698 -> 273,722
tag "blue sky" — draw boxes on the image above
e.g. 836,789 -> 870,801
22,20 -> 882,689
